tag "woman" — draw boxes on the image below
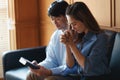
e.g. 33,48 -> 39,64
60,2 -> 110,80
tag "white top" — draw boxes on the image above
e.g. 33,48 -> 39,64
39,30 -> 67,75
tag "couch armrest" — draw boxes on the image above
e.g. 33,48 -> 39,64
2,46 -> 46,76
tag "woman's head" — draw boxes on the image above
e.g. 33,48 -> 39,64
66,2 -> 101,33
48,1 -> 68,30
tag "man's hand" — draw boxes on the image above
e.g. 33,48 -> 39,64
29,61 -> 52,77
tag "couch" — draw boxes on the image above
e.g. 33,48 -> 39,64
2,30 -> 120,80
2,46 -> 46,80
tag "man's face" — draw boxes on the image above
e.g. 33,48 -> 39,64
50,15 -> 67,30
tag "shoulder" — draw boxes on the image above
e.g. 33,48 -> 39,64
47,30 -> 63,48
50,30 -> 63,42
97,31 -> 108,40
51,30 -> 63,38
95,31 -> 108,45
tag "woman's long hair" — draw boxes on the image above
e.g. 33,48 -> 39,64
66,2 -> 102,33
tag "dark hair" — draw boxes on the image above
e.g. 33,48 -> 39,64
66,2 -> 102,33
48,1 -> 68,17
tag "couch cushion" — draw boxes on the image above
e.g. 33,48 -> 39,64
110,33 -> 120,79
5,67 -> 28,80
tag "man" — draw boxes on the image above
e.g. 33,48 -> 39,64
26,1 -> 77,80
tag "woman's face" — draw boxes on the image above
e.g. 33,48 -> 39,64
50,15 -> 67,30
66,15 -> 88,33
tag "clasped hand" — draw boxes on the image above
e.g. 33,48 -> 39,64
60,30 -> 76,45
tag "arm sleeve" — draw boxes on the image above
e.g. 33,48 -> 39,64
60,64 -> 78,76
39,30 -> 69,75
84,34 -> 110,76
39,31 -> 58,69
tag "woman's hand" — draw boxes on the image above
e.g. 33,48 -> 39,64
60,30 -> 76,46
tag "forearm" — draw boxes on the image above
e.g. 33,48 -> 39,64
66,45 -> 75,68
69,43 -> 85,69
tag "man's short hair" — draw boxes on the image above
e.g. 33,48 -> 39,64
48,1 -> 68,17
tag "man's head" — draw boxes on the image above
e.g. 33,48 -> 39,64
48,1 -> 68,30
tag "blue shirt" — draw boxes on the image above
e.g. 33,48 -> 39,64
62,31 -> 110,76
39,30 -> 67,75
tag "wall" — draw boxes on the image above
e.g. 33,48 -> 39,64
73,0 -> 120,32
9,0 -> 40,49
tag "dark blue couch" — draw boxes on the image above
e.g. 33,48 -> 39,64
2,30 -> 120,80
109,32 -> 120,80
2,46 -> 46,80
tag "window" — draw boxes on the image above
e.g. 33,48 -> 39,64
0,0 -> 9,77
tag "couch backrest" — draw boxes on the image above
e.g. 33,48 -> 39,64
104,30 -> 116,64
2,46 -> 46,73
110,32 -> 120,79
